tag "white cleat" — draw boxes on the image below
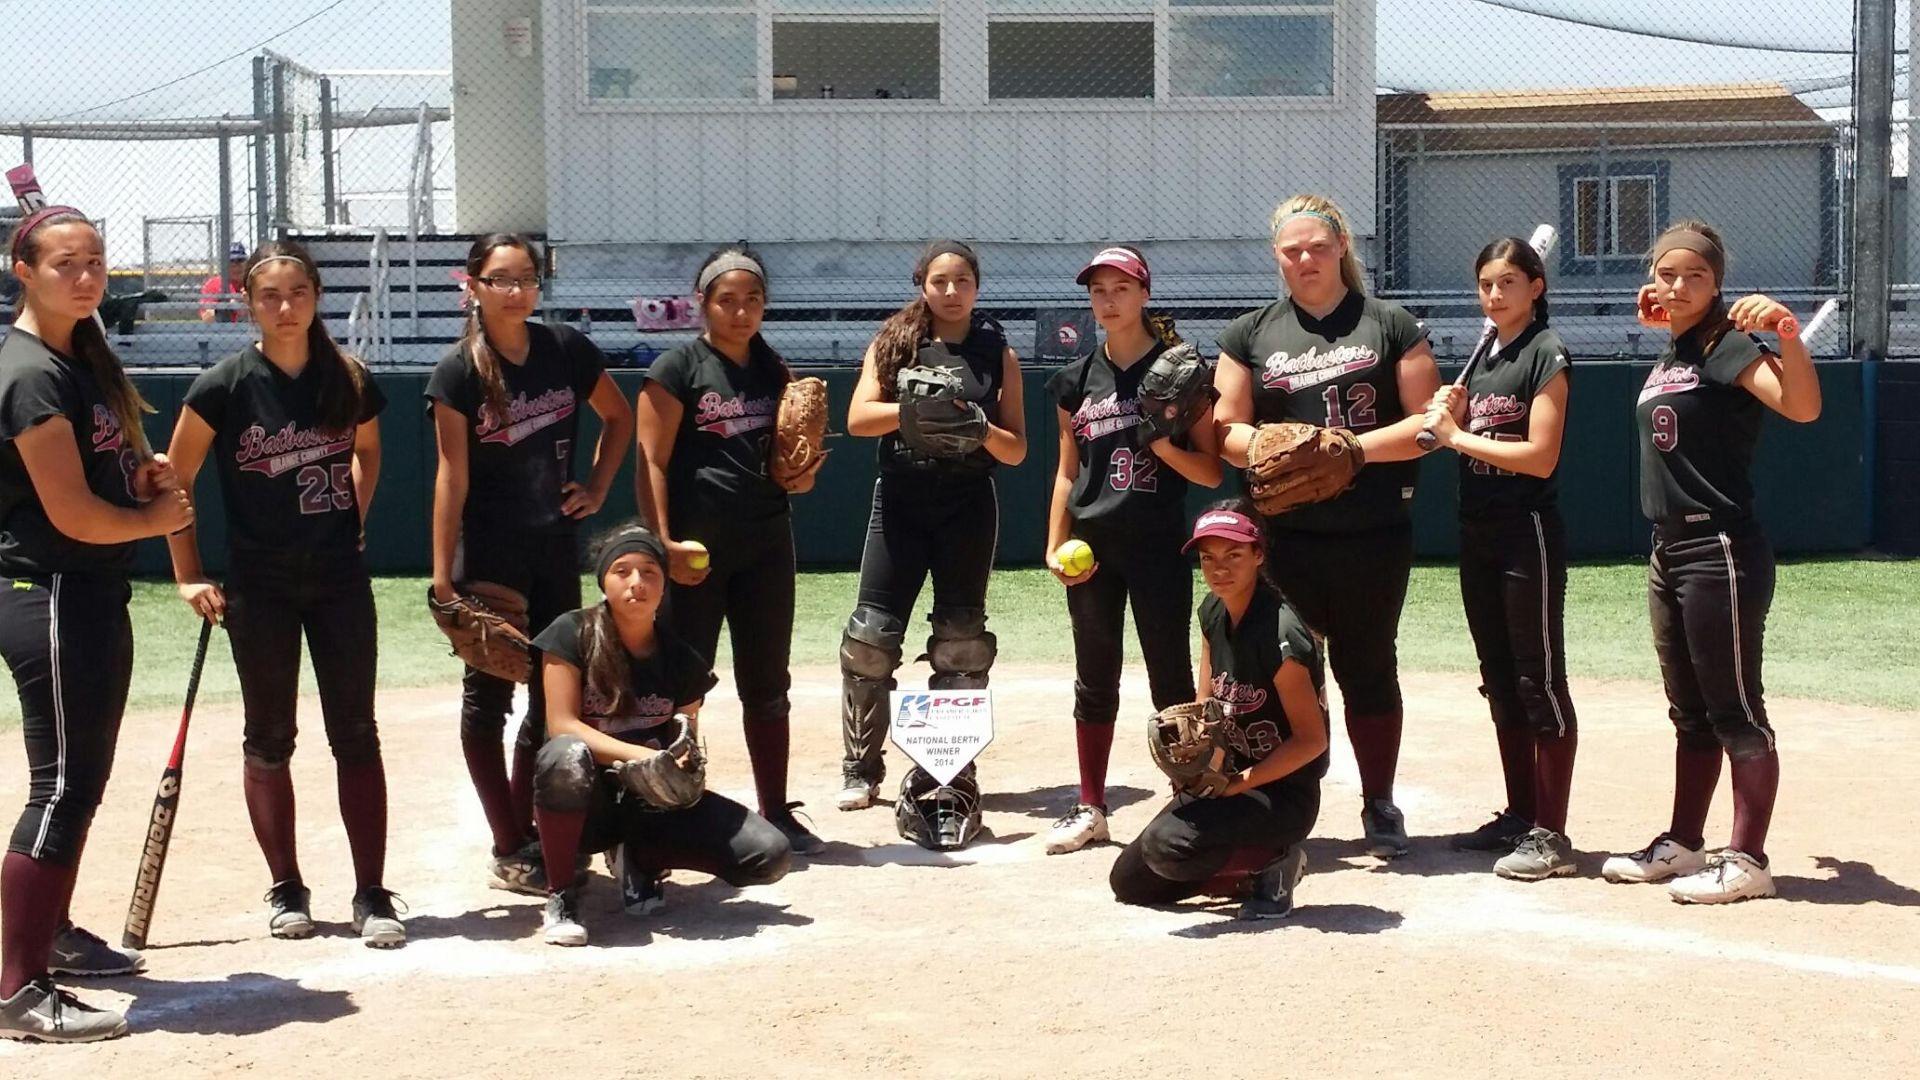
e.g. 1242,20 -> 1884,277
837,777 -> 878,811
1602,833 -> 1707,883
542,889 -> 589,947
1044,803 -> 1110,855
1669,850 -> 1776,905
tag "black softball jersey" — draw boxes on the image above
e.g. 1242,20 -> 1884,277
1457,323 -> 1570,519
1218,292 -> 1428,533
642,338 -> 791,533
1199,588 -> 1328,781
533,608 -> 719,745
183,347 -> 385,562
879,313 -> 1007,478
425,322 -> 606,535
1637,324 -> 1768,529
0,329 -> 143,577
1046,341 -> 1190,537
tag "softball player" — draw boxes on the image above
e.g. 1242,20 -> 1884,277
1043,245 -> 1220,854
1109,503 -> 1328,920
427,234 -> 634,893
1,207 -> 193,1042
1601,221 -> 1820,904
1213,193 -> 1440,856
163,241 -> 404,945
634,247 -> 820,855
1422,237 -> 1579,879
836,240 -> 1027,812
528,523 -> 790,946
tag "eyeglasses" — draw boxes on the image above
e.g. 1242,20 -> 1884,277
475,275 -> 541,293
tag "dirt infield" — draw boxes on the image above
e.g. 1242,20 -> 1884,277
4,665 -> 1917,1077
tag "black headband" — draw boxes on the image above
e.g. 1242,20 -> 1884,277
913,240 -> 979,285
594,526 -> 667,584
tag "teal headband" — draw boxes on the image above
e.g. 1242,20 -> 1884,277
1279,209 -> 1343,236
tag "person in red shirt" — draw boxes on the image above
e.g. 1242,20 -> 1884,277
199,243 -> 247,323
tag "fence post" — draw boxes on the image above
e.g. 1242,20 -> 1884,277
217,131 -> 234,269
252,56 -> 270,243
270,60 -> 289,238
320,76 -> 337,226
1851,0 -> 1893,362
18,127 -> 30,166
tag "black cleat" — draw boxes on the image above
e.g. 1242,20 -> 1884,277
1238,846 -> 1308,921
1449,810 -> 1531,852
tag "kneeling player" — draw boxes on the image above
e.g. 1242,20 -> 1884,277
1110,503 -> 1329,920
528,524 -> 791,945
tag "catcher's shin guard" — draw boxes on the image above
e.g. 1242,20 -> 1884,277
840,606 -> 905,784
924,606 -> 997,691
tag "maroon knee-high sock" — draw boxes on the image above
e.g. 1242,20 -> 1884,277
1728,751 -> 1779,864
1494,724 -> 1537,822
1075,722 -> 1117,810
1533,731 -> 1577,835
462,734 -> 525,857
1,852 -> 77,998
743,715 -> 792,815
243,761 -> 301,884
1668,743 -> 1723,850
509,740 -> 537,840
1345,709 -> 1403,801
533,806 -> 586,892
336,759 -> 389,891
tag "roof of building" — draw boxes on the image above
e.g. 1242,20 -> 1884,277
1377,83 -> 1836,152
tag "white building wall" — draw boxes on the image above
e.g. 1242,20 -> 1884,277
532,0 -> 1376,248
451,1 -> 548,234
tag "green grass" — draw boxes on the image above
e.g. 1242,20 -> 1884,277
2,559 -> 1915,731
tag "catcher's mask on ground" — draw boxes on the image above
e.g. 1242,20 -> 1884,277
896,766 -> 983,851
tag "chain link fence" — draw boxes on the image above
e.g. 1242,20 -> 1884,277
0,1 -> 1901,365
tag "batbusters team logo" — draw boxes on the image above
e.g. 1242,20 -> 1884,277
477,387 -> 577,446
92,404 -> 141,498
235,422 -> 354,478
1210,672 -> 1282,760
583,686 -> 676,739
693,391 -> 777,438
1639,361 -> 1700,405
1259,344 -> 1378,392
1467,392 -> 1528,434
1056,324 -> 1081,350
1071,392 -> 1139,441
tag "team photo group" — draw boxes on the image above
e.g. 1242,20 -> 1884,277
0,187 -> 1822,1042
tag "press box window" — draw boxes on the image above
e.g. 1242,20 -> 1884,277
1573,174 -> 1657,258
586,6 -> 756,101
988,21 -> 1153,99
772,21 -> 940,100
1166,4 -> 1335,99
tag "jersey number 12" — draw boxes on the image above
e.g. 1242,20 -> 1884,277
1322,384 -> 1378,430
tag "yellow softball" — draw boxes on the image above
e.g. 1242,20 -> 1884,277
685,542 -> 710,571
1056,539 -> 1094,577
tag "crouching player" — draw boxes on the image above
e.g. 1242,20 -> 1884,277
1110,503 -> 1329,920
527,523 -> 791,945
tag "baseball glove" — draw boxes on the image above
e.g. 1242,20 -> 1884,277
612,716 -> 706,811
897,366 -> 988,459
427,581 -> 533,683
1148,701 -> 1234,798
1243,421 -> 1365,516
769,376 -> 830,492
1136,342 -> 1216,446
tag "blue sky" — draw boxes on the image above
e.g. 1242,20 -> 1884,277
0,0 -> 1902,261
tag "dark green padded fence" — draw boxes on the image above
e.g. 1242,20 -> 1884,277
127,360 -> 1869,576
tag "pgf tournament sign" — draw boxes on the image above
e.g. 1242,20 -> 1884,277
888,691 -> 993,786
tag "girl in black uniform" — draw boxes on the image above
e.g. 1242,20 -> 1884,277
1,207 -> 193,1042
1213,193 -> 1440,857
1422,238 -> 1579,880
1043,246 -> 1220,855
1109,503 -> 1328,920
836,240 -> 1027,813
528,523 -> 790,946
165,241 -> 404,945
635,247 -> 822,855
1601,221 -> 1820,904
428,234 -> 634,893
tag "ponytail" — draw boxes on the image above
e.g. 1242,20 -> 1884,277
578,600 -> 637,719
9,211 -> 153,456
460,233 -> 544,427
